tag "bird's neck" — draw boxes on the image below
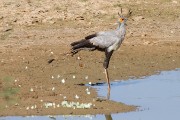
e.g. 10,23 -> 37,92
117,22 -> 125,29
116,22 -> 126,36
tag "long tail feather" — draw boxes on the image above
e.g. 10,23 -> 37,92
70,39 -> 96,56
70,33 -> 98,56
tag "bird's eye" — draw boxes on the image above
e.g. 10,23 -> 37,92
119,18 -> 124,22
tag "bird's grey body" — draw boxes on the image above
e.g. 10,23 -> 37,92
71,21 -> 126,54
91,23 -> 126,52
70,14 -> 128,90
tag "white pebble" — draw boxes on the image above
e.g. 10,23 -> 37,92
53,103 -> 56,108
50,52 -> 54,54
75,94 -> 80,99
51,76 -> 54,79
63,96 -> 67,99
61,79 -> 65,83
14,79 -> 18,82
85,76 -> 88,80
52,87 -> 55,91
73,75 -> 76,79
26,106 -> 29,110
18,85 -> 21,87
25,66 -> 28,69
40,99 -> 43,102
77,56 -> 81,60
30,88 -> 34,92
31,106 -> 34,109
87,91 -> 91,95
172,0 -> 178,4
88,82 -> 92,85
85,88 -> 89,92
15,103 -> 19,106
57,74 -> 61,78
57,104 -> 60,107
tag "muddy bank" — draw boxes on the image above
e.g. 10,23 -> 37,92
0,0 -> 180,116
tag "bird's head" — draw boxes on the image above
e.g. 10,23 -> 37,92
118,8 -> 132,23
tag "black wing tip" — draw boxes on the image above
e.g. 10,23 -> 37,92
85,33 -> 97,40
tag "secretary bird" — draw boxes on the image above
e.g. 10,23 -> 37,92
70,9 -> 131,90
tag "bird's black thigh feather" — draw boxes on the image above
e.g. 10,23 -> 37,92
103,50 -> 114,69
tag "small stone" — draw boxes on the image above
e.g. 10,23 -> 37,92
31,106 -> 34,109
77,56 -> 81,60
25,66 -> 28,69
85,76 -> 88,80
87,91 -> 91,95
85,88 -> 89,92
141,34 -> 147,37
172,1 -> 178,4
61,79 -> 65,83
49,21 -> 55,24
53,103 -> 56,108
57,104 -> 60,107
51,76 -> 54,79
88,82 -> 92,85
57,75 -> 61,78
63,96 -> 67,99
26,106 -> 29,110
75,95 -> 79,99
15,103 -> 19,106
52,87 -> 55,91
73,75 -> 76,79
0,16 -> 3,19
30,88 -> 34,92
50,52 -> 54,54
3,26 -> 12,32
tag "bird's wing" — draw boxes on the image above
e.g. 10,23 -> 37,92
89,35 -> 118,48
84,30 -> 115,40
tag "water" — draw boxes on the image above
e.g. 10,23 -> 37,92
1,69 -> 180,120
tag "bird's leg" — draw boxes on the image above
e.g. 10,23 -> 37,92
104,68 -> 110,89
105,68 -> 111,99
103,50 -> 113,90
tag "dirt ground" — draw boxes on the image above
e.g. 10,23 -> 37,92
0,0 -> 180,116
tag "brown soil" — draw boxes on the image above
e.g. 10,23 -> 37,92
0,0 -> 180,116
